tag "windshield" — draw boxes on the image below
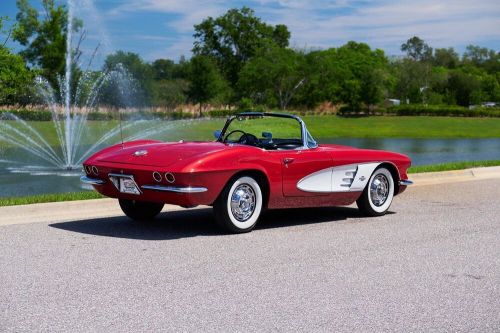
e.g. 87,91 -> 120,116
219,114 -> 306,150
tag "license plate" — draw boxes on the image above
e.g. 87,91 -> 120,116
119,178 -> 141,195
109,174 -> 142,195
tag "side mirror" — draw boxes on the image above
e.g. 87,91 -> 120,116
213,130 -> 222,140
262,132 -> 273,143
262,132 -> 272,139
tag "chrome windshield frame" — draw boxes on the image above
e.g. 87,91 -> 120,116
217,112 -> 318,149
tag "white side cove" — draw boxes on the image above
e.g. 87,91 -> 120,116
297,163 -> 381,193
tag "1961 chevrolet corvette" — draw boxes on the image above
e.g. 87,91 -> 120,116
81,112 -> 413,233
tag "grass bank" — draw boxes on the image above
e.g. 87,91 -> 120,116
0,191 -> 103,207
1,160 -> 499,206
408,160 -> 500,173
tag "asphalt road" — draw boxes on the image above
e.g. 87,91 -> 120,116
1,179 -> 499,332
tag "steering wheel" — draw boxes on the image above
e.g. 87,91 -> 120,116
223,130 -> 246,143
223,130 -> 259,146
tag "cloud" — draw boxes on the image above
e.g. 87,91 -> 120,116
105,0 -> 500,59
144,36 -> 194,61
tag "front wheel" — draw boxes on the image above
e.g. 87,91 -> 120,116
356,167 -> 394,216
119,199 -> 164,221
214,176 -> 263,233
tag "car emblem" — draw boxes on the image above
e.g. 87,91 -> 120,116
133,150 -> 148,156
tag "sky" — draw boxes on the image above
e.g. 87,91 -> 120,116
1,0 -> 500,65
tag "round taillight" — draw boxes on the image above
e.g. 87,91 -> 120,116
165,172 -> 175,183
153,171 -> 162,182
85,165 -> 92,174
91,166 -> 99,175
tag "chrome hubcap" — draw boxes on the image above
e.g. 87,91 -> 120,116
370,174 -> 389,206
230,184 -> 256,222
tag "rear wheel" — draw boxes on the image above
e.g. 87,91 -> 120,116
214,176 -> 263,233
119,199 -> 164,221
356,167 -> 394,216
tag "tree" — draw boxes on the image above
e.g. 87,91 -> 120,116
100,51 -> 153,107
187,55 -> 229,115
12,0 -> 82,93
1,16 -> 13,47
193,7 -> 290,86
0,46 -> 34,104
337,42 -> 388,109
392,59 -> 431,103
152,59 -> 175,81
432,47 -> 459,68
447,70 -> 482,106
151,79 -> 188,109
463,45 -> 500,74
463,45 -> 491,65
296,49 -> 348,108
238,44 -> 305,109
480,74 -> 500,102
299,42 -> 388,110
401,36 -> 432,62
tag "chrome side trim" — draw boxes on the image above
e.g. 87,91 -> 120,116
296,162 -> 382,193
399,179 -> 413,186
80,175 -> 105,185
141,185 -> 208,193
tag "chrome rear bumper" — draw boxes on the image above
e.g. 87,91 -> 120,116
80,176 -> 105,185
141,185 -> 207,193
399,179 -> 413,186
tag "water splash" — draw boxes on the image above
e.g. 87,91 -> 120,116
0,0 -> 176,176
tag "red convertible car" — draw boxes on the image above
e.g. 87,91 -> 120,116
81,112 -> 412,233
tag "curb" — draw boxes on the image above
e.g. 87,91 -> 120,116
1,166 -> 499,226
409,166 -> 500,186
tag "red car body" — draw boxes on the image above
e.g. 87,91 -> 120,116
82,113 -> 412,232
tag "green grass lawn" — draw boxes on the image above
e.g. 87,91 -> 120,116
1,116 -> 500,151
0,191 -> 104,207
302,116 -> 500,138
177,115 -> 500,140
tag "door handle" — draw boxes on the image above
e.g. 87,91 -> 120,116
283,158 -> 295,167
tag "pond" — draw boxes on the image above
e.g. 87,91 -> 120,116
1,138 -> 499,197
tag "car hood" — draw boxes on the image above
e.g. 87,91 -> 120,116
96,141 -> 226,167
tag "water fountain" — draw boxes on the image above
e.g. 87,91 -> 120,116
0,0 -> 179,195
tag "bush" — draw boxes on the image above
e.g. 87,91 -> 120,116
0,109 -> 196,121
206,109 -> 235,117
386,105 -> 500,117
0,109 -> 52,121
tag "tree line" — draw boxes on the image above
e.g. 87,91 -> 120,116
1,1 -> 499,113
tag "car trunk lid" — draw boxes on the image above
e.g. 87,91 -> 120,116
96,141 -> 226,167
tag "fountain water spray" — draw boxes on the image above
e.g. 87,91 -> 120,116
0,0 -> 179,175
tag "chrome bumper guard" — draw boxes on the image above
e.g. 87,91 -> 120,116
80,175 -> 105,185
141,185 -> 207,193
399,179 -> 413,186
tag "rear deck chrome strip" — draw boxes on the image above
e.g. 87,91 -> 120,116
141,185 -> 207,193
80,176 -> 105,185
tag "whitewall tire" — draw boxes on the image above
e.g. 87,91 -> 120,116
214,176 -> 263,233
356,167 -> 394,216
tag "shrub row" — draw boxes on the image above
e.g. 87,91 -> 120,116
0,109 -> 210,121
0,109 -> 53,121
386,105 -> 500,117
339,105 -> 500,117
2,105 -> 500,121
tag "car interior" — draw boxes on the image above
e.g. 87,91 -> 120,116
222,130 -> 303,150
